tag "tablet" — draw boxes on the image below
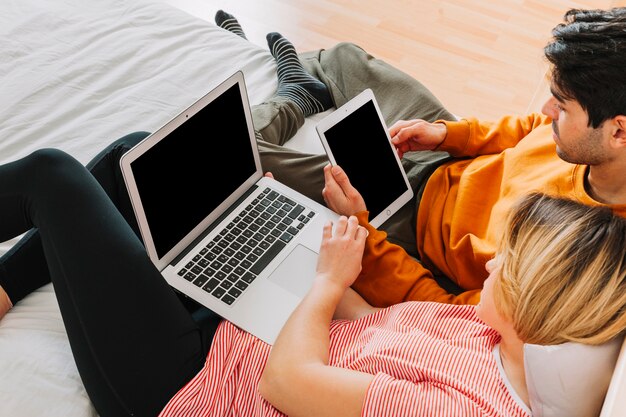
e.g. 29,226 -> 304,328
315,89 -> 413,228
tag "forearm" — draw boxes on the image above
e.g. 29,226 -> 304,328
259,278 -> 372,417
437,113 -> 550,157
269,277 -> 342,369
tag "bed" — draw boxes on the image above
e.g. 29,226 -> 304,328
0,0 -> 624,416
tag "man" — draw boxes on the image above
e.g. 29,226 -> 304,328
216,8 -> 626,307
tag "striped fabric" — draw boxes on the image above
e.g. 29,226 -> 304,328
159,303 -> 530,417
268,34 -> 331,117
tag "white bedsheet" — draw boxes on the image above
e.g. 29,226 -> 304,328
0,0 -> 324,415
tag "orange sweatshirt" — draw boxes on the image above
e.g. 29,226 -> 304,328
353,113 -> 626,307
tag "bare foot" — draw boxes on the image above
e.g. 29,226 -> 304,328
0,286 -> 12,320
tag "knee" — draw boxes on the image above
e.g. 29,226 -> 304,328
26,149 -> 86,185
28,148 -> 79,169
333,42 -> 370,58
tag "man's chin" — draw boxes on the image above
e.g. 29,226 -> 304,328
556,147 -> 586,165
555,146 -> 572,163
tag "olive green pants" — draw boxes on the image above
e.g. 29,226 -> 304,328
253,42 -> 456,258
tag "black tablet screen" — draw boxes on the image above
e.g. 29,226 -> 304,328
322,99 -> 408,222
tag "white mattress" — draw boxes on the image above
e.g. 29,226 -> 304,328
1,1 -> 624,416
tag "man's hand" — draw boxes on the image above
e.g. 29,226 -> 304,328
321,164 -> 366,216
389,119 -> 447,159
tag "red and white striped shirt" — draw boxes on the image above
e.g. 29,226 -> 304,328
159,302 -> 530,417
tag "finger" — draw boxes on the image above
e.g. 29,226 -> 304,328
334,215 -> 349,236
322,219 -> 333,241
323,164 -> 342,206
345,215 -> 360,237
355,225 -> 369,242
264,171 -> 274,179
388,119 -> 414,137
333,165 -> 366,206
323,163 -> 337,187
392,124 -> 416,145
354,226 -> 368,254
331,165 -> 354,194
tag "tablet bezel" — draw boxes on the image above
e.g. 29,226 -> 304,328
315,88 -> 414,228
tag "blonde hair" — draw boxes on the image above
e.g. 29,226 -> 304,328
492,193 -> 626,345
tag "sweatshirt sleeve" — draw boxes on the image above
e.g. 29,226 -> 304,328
351,212 -> 481,307
436,113 -> 550,157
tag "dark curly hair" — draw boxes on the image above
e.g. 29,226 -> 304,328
544,8 -> 626,128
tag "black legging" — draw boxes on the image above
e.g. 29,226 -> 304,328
0,133 -> 218,417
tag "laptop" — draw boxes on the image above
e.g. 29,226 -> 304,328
119,71 -> 339,344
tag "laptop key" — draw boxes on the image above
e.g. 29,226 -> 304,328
193,273 -> 209,287
234,280 -> 248,291
250,239 -> 287,274
279,232 -> 294,243
228,287 -> 242,298
221,294 -> 236,305
203,278 -> 220,293
241,272 -> 257,284
211,287 -> 226,299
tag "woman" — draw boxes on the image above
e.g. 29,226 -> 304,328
1,148 -> 625,417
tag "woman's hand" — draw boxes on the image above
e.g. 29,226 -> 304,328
316,215 -> 368,290
389,119 -> 447,159
321,164 -> 366,216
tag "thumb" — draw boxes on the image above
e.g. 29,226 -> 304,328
331,165 -> 353,191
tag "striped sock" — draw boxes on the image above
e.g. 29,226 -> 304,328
266,32 -> 333,117
215,10 -> 247,40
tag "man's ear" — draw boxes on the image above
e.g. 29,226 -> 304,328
611,115 -> 626,148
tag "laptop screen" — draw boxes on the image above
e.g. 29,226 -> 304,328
130,83 -> 256,258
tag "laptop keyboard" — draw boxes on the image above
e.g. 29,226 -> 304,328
176,187 -> 316,306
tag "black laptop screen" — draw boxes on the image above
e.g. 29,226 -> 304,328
131,83 -> 257,258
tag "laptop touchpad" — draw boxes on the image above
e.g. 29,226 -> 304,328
268,244 -> 318,298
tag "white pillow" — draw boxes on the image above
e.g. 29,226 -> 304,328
524,337 -> 623,417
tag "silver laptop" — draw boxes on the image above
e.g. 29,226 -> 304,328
119,71 -> 339,344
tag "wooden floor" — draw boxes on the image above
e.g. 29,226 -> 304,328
161,0 -> 625,120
